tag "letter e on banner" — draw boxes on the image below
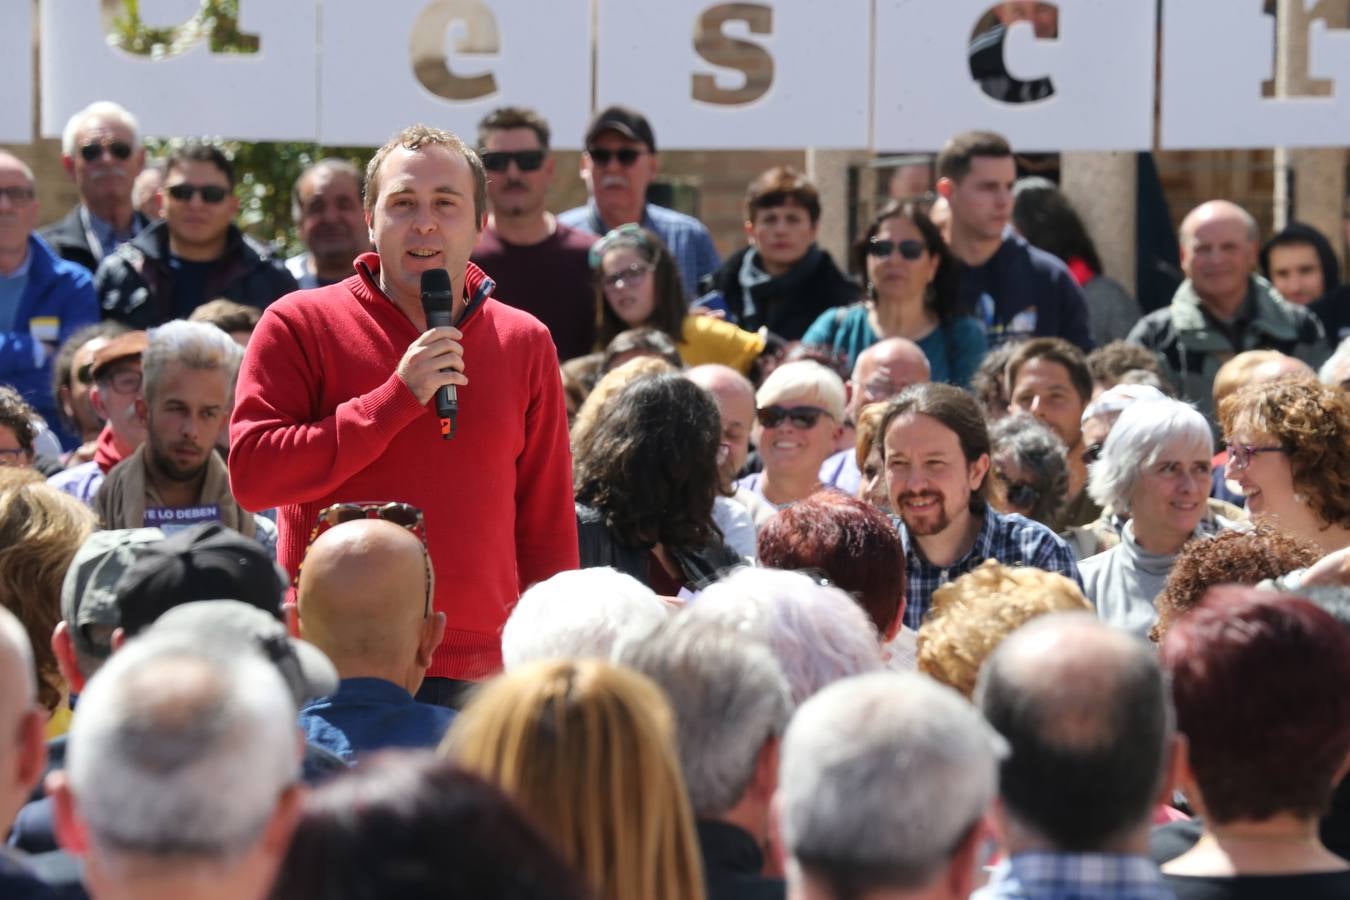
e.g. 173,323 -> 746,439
874,0 -> 1155,152
0,0 -> 33,142
41,0 -> 317,141
692,4 -> 774,105
597,0 -> 867,149
320,0 -> 590,148
1162,0 -> 1350,149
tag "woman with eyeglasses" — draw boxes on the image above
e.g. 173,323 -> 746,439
1219,377 -> 1350,555
735,360 -> 846,508
591,226 -> 765,375
1078,398 -> 1230,637
801,200 -> 986,387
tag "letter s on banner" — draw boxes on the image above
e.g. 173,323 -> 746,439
411,0 -> 500,102
692,3 -> 774,105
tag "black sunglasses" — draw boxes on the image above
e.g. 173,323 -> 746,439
1081,442 -> 1104,465
757,405 -> 832,429
480,150 -> 545,173
867,238 -> 925,260
79,141 -> 133,162
587,147 -> 645,167
167,183 -> 230,204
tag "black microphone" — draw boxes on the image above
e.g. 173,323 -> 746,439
420,268 -> 457,439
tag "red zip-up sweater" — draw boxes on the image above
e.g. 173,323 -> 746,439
228,254 -> 578,679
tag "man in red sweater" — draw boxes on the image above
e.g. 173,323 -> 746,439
229,124 -> 578,704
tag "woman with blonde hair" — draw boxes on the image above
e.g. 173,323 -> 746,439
440,658 -> 705,900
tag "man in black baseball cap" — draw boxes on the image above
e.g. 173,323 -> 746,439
558,104 -> 720,298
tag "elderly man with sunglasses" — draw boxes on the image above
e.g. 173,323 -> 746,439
558,105 -> 720,300
40,101 -> 151,274
95,142 -> 296,328
470,106 -> 597,362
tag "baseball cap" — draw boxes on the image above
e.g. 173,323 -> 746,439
60,528 -> 167,660
149,600 -> 338,707
585,105 -> 656,152
114,522 -> 289,637
89,330 -> 148,381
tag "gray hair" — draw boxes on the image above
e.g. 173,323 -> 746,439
290,157 -> 364,224
1087,398 -> 1213,514
61,101 -> 141,157
0,606 -> 35,705
501,567 -> 668,671
1320,335 -> 1350,386
142,320 -> 245,405
615,617 -> 793,816
688,568 -> 881,704
65,636 -> 299,863
780,672 -> 1006,894
989,413 -> 1068,526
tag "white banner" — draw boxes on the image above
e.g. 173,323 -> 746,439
1,0 -> 33,143
41,0 -> 318,142
1161,1 -> 1350,149
318,0 -> 591,147
873,0 -> 1156,152
595,0 -> 870,149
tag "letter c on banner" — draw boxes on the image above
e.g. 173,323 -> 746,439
692,3 -> 774,105
411,0 -> 500,102
969,2 -> 1058,104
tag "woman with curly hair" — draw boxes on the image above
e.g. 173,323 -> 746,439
1220,377 -> 1350,554
0,470 -> 96,718
1149,524 -> 1321,642
573,373 -> 739,593
801,200 -> 986,386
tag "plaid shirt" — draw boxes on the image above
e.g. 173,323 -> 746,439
899,509 -> 1082,631
974,852 -> 1175,900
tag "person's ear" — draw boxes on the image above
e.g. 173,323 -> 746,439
134,396 -> 149,428
749,736 -> 780,804
542,155 -> 556,181
16,707 -> 47,795
110,627 -> 126,653
51,622 -> 87,694
259,783 -> 306,860
89,385 -> 109,421
61,155 -> 77,180
969,452 -> 991,491
417,612 -> 447,669
936,177 -> 954,200
945,809 -> 994,899
48,771 -> 91,856
646,150 -> 659,177
743,219 -> 757,243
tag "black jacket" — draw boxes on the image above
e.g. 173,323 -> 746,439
701,246 -> 859,342
94,220 -> 297,327
575,503 -> 741,590
39,205 -> 149,274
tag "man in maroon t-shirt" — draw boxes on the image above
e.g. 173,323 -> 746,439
470,107 -> 596,361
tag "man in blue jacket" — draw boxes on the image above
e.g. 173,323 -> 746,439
0,152 -> 100,451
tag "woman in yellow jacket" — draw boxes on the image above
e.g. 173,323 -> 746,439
591,225 -> 765,375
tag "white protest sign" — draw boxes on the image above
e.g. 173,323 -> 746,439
319,0 -> 591,148
0,0 -> 33,142
1161,1 -> 1350,149
873,0 -> 1156,151
595,0 -> 870,149
41,0 -> 318,141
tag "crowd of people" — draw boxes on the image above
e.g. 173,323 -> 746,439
3,66 -> 1350,900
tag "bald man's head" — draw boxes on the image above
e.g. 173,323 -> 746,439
976,614 -> 1171,851
297,520 -> 443,692
850,338 -> 931,420
687,365 -> 756,486
1179,201 -> 1259,314
0,606 -> 44,833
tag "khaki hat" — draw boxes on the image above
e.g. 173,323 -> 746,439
89,330 -> 148,381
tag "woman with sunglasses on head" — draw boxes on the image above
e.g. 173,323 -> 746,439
1220,377 -> 1350,555
801,200 -> 987,388
736,360 -> 847,508
591,226 -> 766,375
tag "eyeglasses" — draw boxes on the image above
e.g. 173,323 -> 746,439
98,368 -> 143,395
79,141 -> 133,162
480,150 -> 545,173
0,186 -> 35,204
586,147 -> 645,167
867,238 -> 925,260
1227,443 -> 1285,471
601,262 -> 652,290
0,448 -> 30,467
166,183 -> 230,204
1081,442 -> 1104,465
305,502 -> 431,617
757,405 -> 832,429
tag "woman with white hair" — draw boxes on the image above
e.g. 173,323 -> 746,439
735,361 -> 846,507
1078,398 -> 1235,637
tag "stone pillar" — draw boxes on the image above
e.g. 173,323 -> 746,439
1060,151 -> 1138,297
1272,0 -> 1346,267
805,148 -> 872,270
